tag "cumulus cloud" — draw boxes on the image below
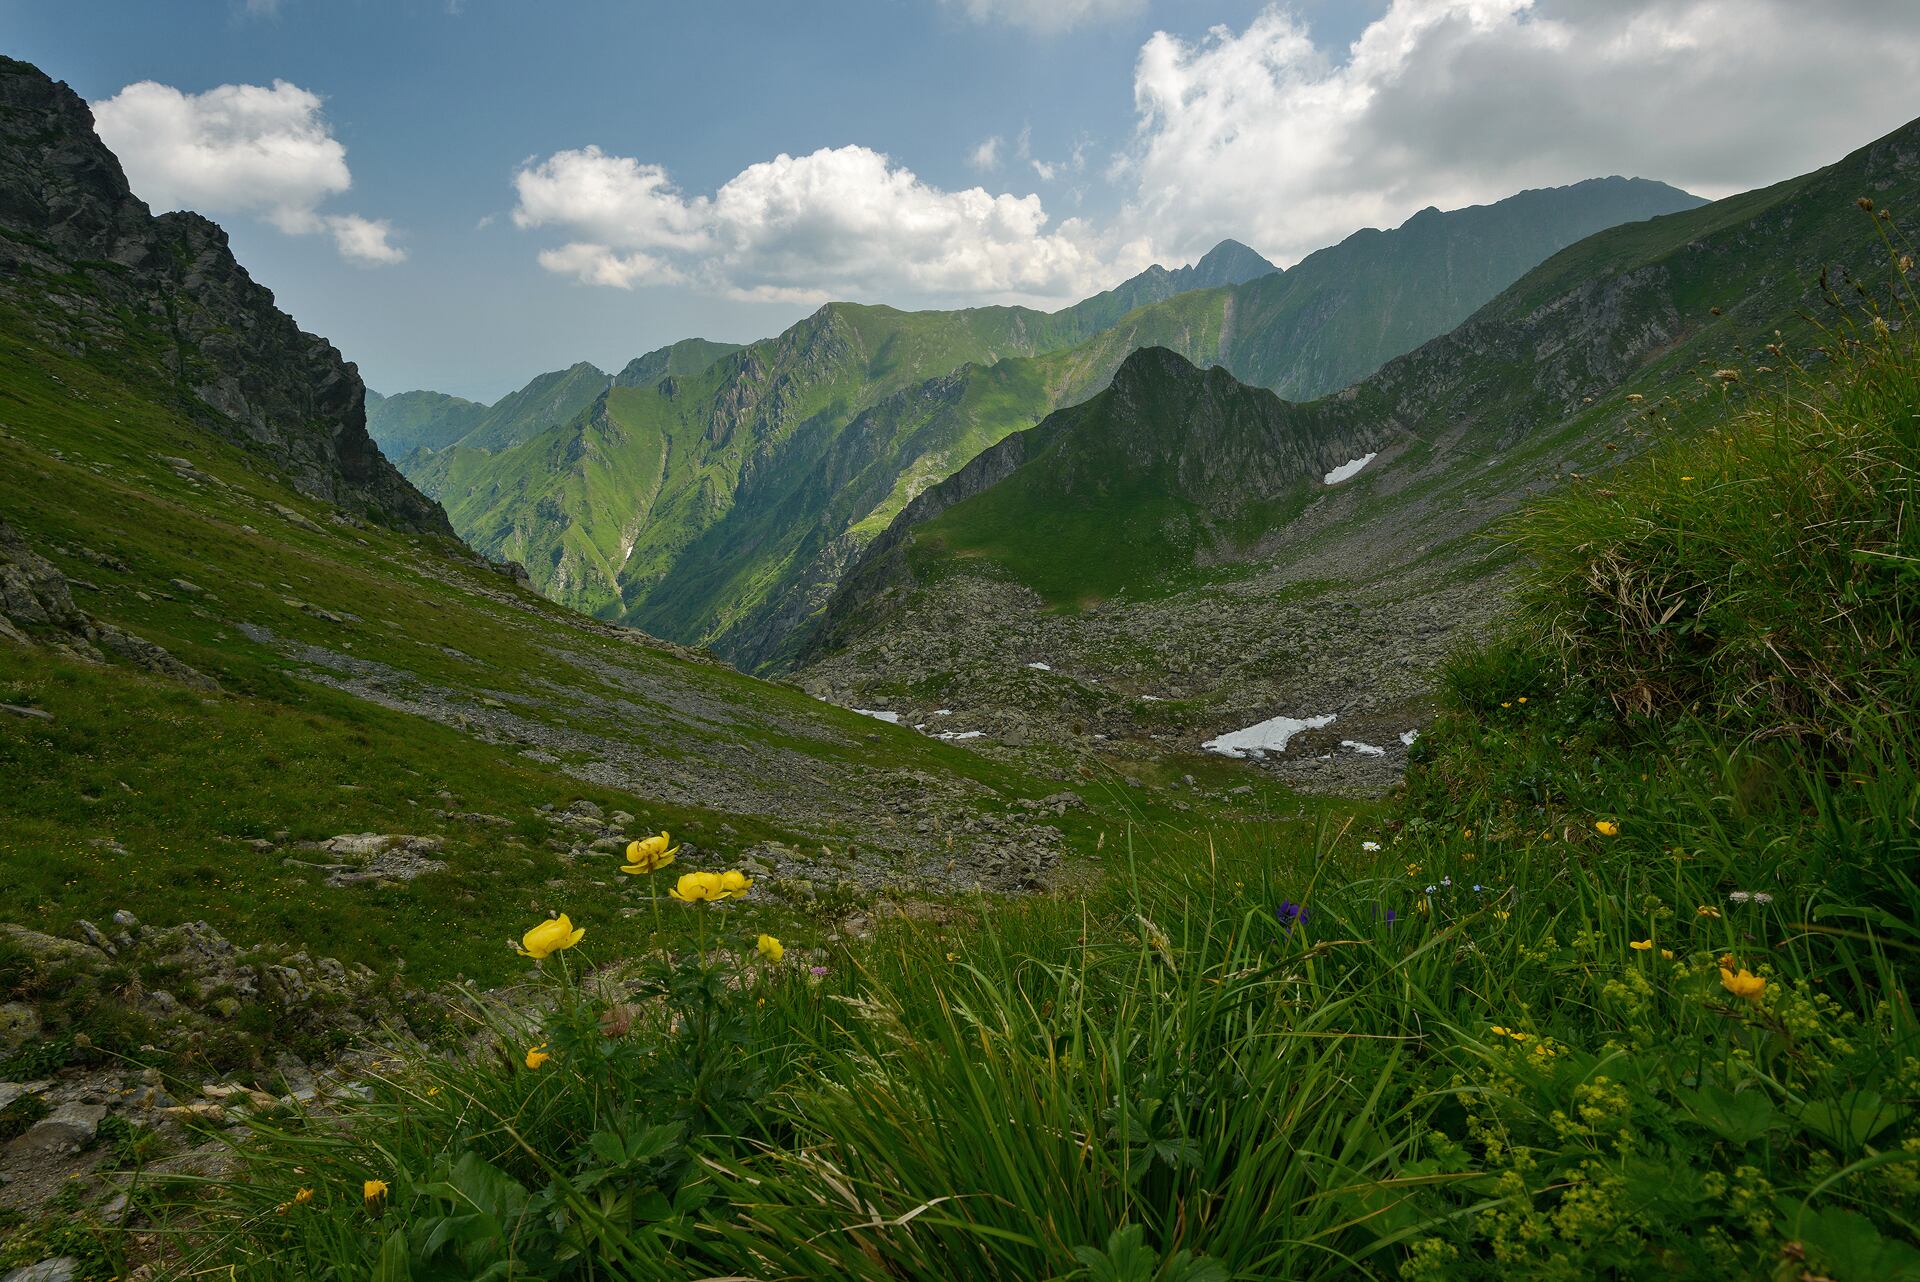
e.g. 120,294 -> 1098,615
92,78 -> 405,266
1123,0 -> 1920,264
513,143 -> 1150,304
943,0 -> 1145,34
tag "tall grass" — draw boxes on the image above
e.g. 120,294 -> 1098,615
160,215 -> 1919,1281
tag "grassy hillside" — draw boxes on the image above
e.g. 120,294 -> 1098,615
363,389 -> 486,457
410,182 -> 1693,672
793,119 -> 1918,767
177,244 -> 1919,1282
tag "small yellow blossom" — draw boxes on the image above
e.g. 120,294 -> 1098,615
524,1043 -> 551,1070
718,869 -> 754,899
1490,1025 -> 1511,1037
1516,697 -> 1528,704
1661,949 -> 1675,960
1630,939 -> 1653,951
1406,863 -> 1422,876
620,831 -> 679,875
1697,905 -> 1721,919
1595,820 -> 1620,837
1494,910 -> 1511,922
1719,967 -> 1766,1002
426,1086 -> 440,1097
294,1187 -> 314,1205
1500,701 -> 1512,708
756,933 -> 785,963
1680,475 -> 1695,482
945,952 -> 958,962
670,871 -> 725,902
519,914 -> 584,958
364,1178 -> 389,1207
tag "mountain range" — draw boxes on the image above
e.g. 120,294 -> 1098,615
795,112 -> 1920,781
372,178 -> 1702,669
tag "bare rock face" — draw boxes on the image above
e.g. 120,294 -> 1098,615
0,521 -> 218,690
0,55 -> 451,538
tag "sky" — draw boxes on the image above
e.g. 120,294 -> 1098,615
6,0 -> 1920,401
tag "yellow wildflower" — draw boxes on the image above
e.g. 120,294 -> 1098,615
945,952 -> 958,962
293,1187 -> 314,1205
1500,701 -> 1512,708
1697,905 -> 1721,919
669,871 -> 725,902
620,831 -> 679,875
426,1086 -> 440,1097
1630,939 -> 1653,951
1490,1025 -> 1511,1037
524,1043 -> 551,1070
717,869 -> 754,899
519,914 -> 584,958
1661,949 -> 1675,960
363,1178 -> 389,1205
1595,820 -> 1620,837
1719,967 -> 1766,1002
1516,696 -> 1528,704
1680,475 -> 1695,482
1406,863 -> 1422,876
756,933 -> 785,963
1495,910 -> 1511,922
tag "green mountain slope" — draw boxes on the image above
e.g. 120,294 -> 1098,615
797,114 -> 1919,773
410,182 -> 1694,673
0,55 -> 1121,1019
365,388 -> 486,456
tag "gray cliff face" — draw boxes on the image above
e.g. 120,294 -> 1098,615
0,56 -> 451,538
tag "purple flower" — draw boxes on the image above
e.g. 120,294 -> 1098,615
809,965 -> 829,976
1275,901 -> 1309,933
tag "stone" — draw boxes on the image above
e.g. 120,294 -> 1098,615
0,1004 -> 41,1051
1,1257 -> 80,1282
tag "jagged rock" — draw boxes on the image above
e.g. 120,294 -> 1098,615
0,57 -> 451,537
2,1257 -> 79,1282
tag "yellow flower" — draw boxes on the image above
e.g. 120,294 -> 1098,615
1490,1025 -> 1511,1037
1406,863 -> 1422,876
1661,949 -> 1675,960
519,914 -> 585,958
426,1086 -> 440,1097
1508,1031 -> 1530,1042
1494,910 -> 1511,921
1500,701 -> 1511,708
524,1043 -> 551,1070
620,831 -> 679,875
1516,696 -> 1528,704
1696,905 -> 1721,919
1719,967 -> 1766,1002
945,952 -> 958,962
1595,820 -> 1620,837
718,869 -> 754,899
363,1178 -> 389,1204
669,871 -> 725,902
1680,475 -> 1695,482
293,1187 -> 314,1205
756,934 -> 784,963
1630,939 -> 1653,951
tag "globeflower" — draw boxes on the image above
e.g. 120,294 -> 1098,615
1630,939 -> 1653,951
621,831 -> 679,875
670,871 -> 725,902
524,1043 -> 551,1069
519,914 -> 584,958
1595,820 -> 1620,837
1719,966 -> 1766,1002
756,933 -> 784,963
1696,905 -> 1721,919
718,869 -> 754,899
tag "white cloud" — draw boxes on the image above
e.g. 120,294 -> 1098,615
1123,0 -> 1920,264
513,143 -> 1150,305
969,135 -> 1003,171
92,78 -> 406,266
944,0 -> 1145,33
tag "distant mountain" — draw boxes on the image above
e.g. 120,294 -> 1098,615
0,55 -> 447,536
795,114 -> 1920,759
394,180 -> 1698,672
365,389 -> 486,457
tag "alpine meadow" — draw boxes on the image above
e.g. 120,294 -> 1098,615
0,4 -> 1917,1280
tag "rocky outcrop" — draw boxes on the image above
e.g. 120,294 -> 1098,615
0,56 -> 451,537
0,521 -> 217,690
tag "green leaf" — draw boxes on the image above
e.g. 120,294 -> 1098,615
1795,1090 -> 1898,1151
1681,1084 -> 1776,1143
1793,1205 -> 1920,1281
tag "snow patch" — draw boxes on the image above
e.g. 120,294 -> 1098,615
1400,729 -> 1419,746
852,708 -> 901,724
936,730 -> 984,741
1324,453 -> 1377,485
933,709 -> 953,716
1342,740 -> 1386,757
1026,662 -> 1052,671
1201,712 -> 1337,759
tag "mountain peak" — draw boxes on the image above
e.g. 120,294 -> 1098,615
1187,239 -> 1280,288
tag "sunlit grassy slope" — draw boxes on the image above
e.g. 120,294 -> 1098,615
191,219 -> 1919,1282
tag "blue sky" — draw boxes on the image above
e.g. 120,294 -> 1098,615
6,1 -> 1918,400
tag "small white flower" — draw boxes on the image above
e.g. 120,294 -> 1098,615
1752,892 -> 1773,905
1362,840 -> 1381,852
1441,877 -> 1452,887
1425,885 -> 1437,895
1728,891 -> 1753,904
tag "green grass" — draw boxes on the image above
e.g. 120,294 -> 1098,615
162,233 -> 1920,1282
